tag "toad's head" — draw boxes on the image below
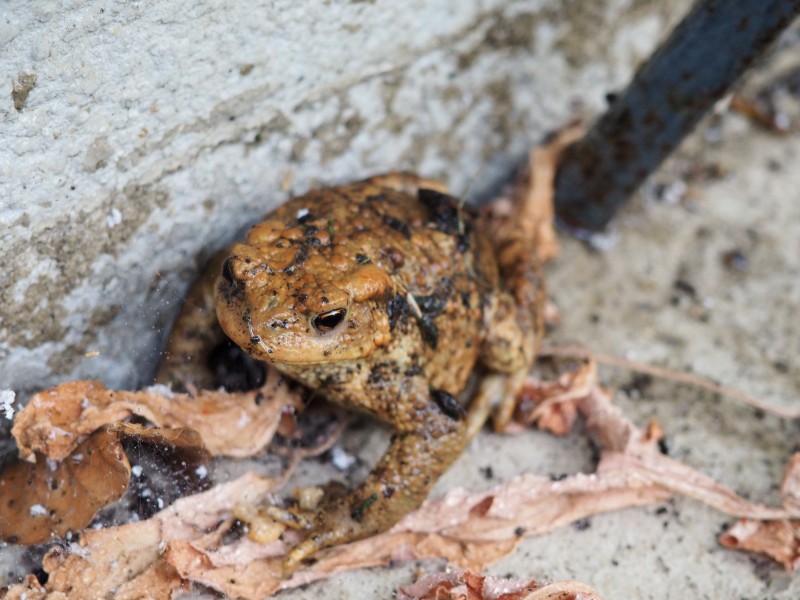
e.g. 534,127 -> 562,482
215,217 -> 395,368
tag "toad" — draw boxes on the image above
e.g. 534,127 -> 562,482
158,170 -> 546,568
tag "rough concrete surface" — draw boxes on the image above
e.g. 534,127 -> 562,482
2,1 -> 799,599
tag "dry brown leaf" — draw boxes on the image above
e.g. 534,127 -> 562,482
515,360 -> 595,434
729,94 -> 791,135
1,575 -> 48,600
6,364 -> 799,598
165,542 -> 286,600
109,421 -> 211,468
480,123 -> 582,293
720,519 -> 800,570
12,368 -> 295,462
396,570 -> 604,600
1,473 -> 278,600
716,453 -> 800,569
0,429 -> 130,545
166,459 -> 670,598
0,420 -> 213,545
521,582 -> 605,600
512,123 -> 584,262
43,541 -> 185,600
579,387 -> 799,520
110,421 -> 205,449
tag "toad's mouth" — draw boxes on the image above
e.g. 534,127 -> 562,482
218,310 -> 358,367
215,268 -> 371,365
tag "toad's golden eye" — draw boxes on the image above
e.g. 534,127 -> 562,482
311,308 -> 347,333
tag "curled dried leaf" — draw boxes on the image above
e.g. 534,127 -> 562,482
109,421 -> 210,466
397,570 -> 539,600
165,467 -> 669,598
109,422 -> 205,449
515,360 -> 595,435
489,122 -> 584,263
396,570 -> 604,600
1,574 -> 47,600
720,519 -> 800,570
12,369 -> 295,462
1,473 -> 278,599
0,429 -> 130,544
5,363 -> 799,598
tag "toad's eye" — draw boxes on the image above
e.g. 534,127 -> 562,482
311,308 -> 347,333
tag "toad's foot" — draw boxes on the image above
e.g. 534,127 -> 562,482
282,500 -> 374,569
467,370 -> 528,436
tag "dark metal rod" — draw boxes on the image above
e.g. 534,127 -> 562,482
554,0 -> 800,232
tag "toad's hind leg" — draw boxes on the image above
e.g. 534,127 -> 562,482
472,287 -> 541,433
476,154 -> 552,428
476,233 -> 546,431
473,130 -> 582,430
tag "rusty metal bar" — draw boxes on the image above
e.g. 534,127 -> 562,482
554,0 -> 800,232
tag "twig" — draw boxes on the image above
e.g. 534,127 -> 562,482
540,343 -> 800,420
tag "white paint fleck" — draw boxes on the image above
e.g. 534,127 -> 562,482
29,504 -> 48,517
331,446 -> 356,471
296,207 -> 309,220
586,230 -> 619,252
106,207 -> 123,228
47,426 -> 71,440
131,464 -> 143,477
195,464 -> 208,479
145,384 -> 175,398
0,390 -> 15,420
660,179 -> 688,205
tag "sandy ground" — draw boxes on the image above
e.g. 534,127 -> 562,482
3,42 -> 800,600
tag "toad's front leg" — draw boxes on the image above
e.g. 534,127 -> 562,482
284,401 -> 467,568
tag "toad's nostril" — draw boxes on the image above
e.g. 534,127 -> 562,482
221,257 -> 236,284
